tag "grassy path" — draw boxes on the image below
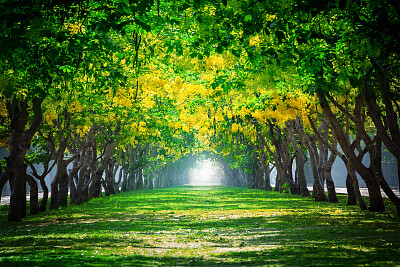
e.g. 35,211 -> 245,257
1,186 -> 399,266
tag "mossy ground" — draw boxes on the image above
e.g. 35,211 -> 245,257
1,186 -> 399,266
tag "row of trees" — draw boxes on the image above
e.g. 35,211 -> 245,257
0,0 -> 200,221
0,0 -> 399,222
192,0 -> 400,215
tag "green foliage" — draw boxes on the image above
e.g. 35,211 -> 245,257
282,182 -> 289,193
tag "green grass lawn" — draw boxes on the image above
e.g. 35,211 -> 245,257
1,186 -> 399,266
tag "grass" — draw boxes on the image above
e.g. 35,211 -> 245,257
0,185 -> 400,266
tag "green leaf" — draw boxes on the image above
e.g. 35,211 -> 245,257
216,45 -> 224,53
231,49 -> 241,57
244,14 -> 252,22
119,0 -> 130,15
59,65 -> 74,73
136,20 -> 151,32
194,0 -> 201,9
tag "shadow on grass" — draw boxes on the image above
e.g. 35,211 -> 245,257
1,186 -> 400,266
1,242 -> 399,266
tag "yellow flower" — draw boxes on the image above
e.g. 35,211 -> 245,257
231,123 -> 240,133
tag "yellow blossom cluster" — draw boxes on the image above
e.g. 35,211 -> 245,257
231,123 -> 240,133
69,100 -> 83,113
44,109 -> 57,125
138,121 -> 147,133
0,101 -> 7,117
249,35 -> 264,47
214,111 -> 224,122
76,125 -> 90,137
237,106 -> 251,118
205,54 -> 226,70
264,14 -> 277,22
64,21 -> 85,35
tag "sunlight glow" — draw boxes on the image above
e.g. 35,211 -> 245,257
188,159 -> 222,185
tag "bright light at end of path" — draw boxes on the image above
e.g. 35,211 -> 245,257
188,160 -> 222,185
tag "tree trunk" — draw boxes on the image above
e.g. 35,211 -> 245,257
105,159 -> 115,196
26,173 -> 39,215
317,89 -> 384,211
25,157 -> 53,213
305,134 -> 328,201
261,155 -> 273,191
113,151 -> 122,193
365,179 -> 385,212
58,164 -> 69,207
307,114 -> 350,204
144,176 -> 150,189
251,154 -> 263,189
148,176 -> 154,189
39,176 -> 49,211
91,122 -> 120,198
323,138 -> 338,203
9,157 -> 28,221
153,171 -> 159,189
5,98 -> 28,222
263,123 -> 295,193
92,147 -> 114,197
325,178 -> 338,203
69,156 -> 82,205
77,150 -> 92,204
296,156 -> 310,197
378,174 -> 400,215
374,135 -> 400,215
121,166 -> 128,192
50,134 -> 67,210
364,61 -> 400,186
288,119 -> 310,196
346,162 -> 368,210
275,172 -> 283,192
345,173 -> 357,205
81,173 -> 90,203
135,167 -> 143,190
0,166 -> 11,204
8,97 -> 42,222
